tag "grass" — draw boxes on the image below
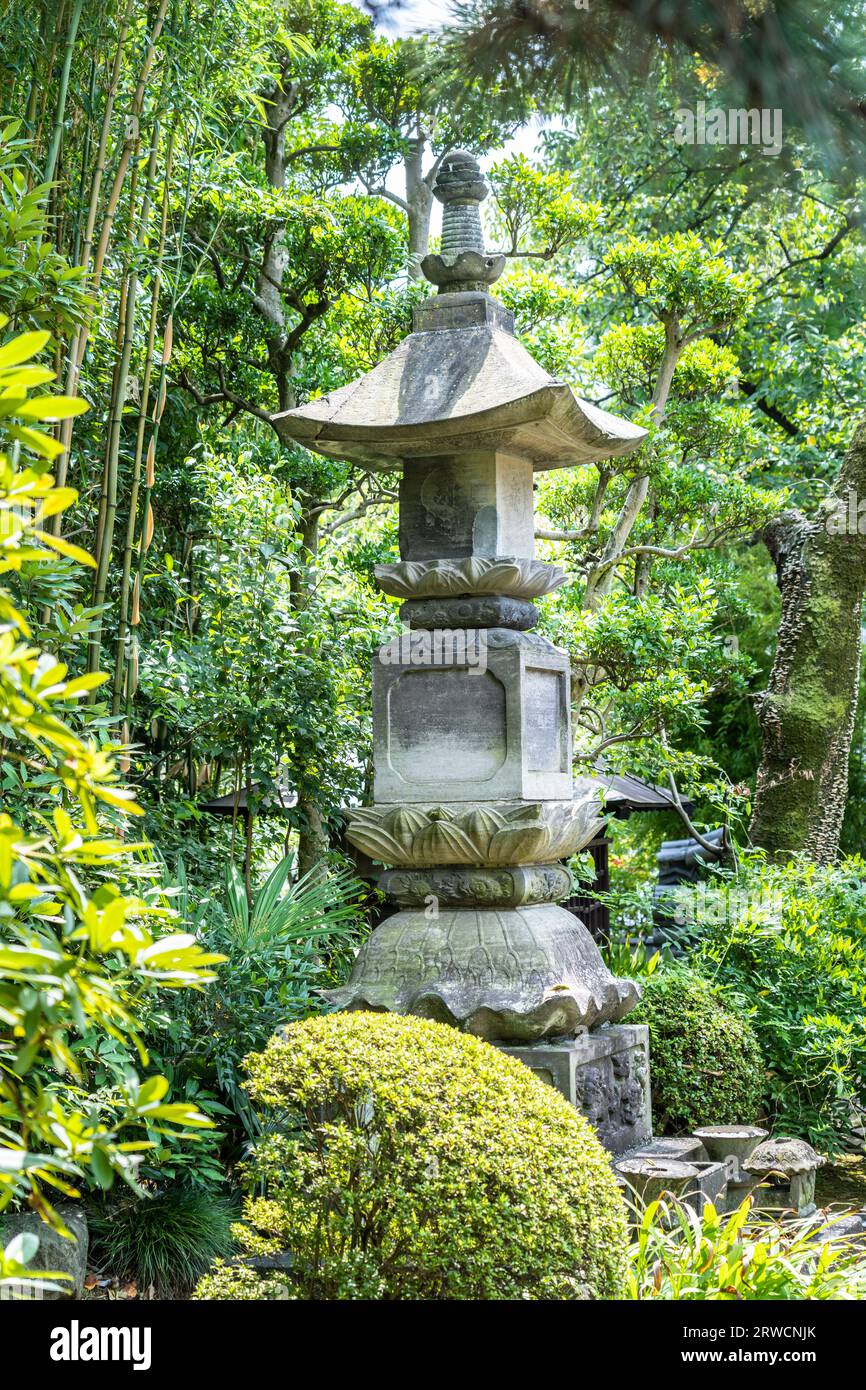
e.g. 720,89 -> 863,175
87,1187 -> 237,1299
817,1153 -> 866,1209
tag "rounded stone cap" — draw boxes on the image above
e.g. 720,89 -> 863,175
433,150 -> 488,204
692,1125 -> 768,1140
744,1137 -> 825,1177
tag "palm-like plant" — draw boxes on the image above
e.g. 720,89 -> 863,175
159,858 -> 367,1142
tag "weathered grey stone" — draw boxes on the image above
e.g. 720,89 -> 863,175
692,1124 -> 768,1172
0,1205 -> 88,1299
401,595 -> 538,630
615,1157 -> 728,1214
279,157 -> 645,1049
399,452 -> 535,561
420,152 -> 506,293
373,627 -> 572,803
378,863 -> 573,908
324,904 -> 641,1042
630,1136 -> 708,1163
346,796 -> 604,867
499,1024 -> 651,1153
375,555 -> 567,601
744,1137 -> 825,1216
413,290 -> 514,335
273,305 -> 647,471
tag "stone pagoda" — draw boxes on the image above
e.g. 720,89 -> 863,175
277,152 -> 652,1152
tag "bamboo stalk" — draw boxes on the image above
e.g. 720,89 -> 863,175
86,148 -> 147,680
91,0 -> 169,292
31,0 -> 63,164
71,57 -> 98,267
54,0 -> 133,505
43,0 -> 84,187
112,123 -> 175,712
126,117 -> 198,711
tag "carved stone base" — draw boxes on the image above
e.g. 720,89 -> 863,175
401,596 -> 538,631
498,1024 -> 652,1154
324,904 -> 640,1043
377,863 -> 573,909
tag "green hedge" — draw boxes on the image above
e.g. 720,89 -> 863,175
195,1011 -> 629,1300
632,967 -> 765,1134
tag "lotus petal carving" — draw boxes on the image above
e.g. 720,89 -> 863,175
375,555 -> 568,601
324,903 -> 640,1042
346,795 -> 603,867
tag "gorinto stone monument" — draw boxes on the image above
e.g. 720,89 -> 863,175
278,152 -> 652,1151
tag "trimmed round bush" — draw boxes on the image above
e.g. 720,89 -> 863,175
631,968 -> 765,1134
194,1012 -> 629,1301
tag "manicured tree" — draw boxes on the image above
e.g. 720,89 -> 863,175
195,1013 -> 629,1301
485,65 -> 865,839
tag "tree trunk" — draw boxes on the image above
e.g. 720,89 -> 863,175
296,799 -> 328,881
405,137 -> 433,277
289,510 -> 330,877
749,418 -> 866,863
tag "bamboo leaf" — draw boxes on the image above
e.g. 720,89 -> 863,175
14,396 -> 89,421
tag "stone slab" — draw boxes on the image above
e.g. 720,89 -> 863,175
0,1204 -> 88,1299
498,1023 -> 651,1154
630,1136 -> 708,1163
373,628 -> 573,804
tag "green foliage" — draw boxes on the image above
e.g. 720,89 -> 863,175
0,327 -> 222,1225
691,855 -> 866,1153
628,1196 -> 866,1300
0,122 -> 89,337
631,967 -> 765,1134
0,1227 -> 66,1299
601,934 -> 661,980
88,1186 -> 236,1297
496,263 -> 588,377
196,1012 -> 629,1300
153,859 -> 366,1142
489,154 -> 601,257
606,231 -> 756,336
137,443 -> 389,849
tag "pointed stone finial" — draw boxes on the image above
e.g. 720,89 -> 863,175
421,150 -> 506,294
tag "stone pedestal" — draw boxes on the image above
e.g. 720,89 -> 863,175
498,1024 -> 652,1154
615,1157 -> 729,1214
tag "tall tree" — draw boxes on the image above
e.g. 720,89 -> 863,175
750,420 -> 866,862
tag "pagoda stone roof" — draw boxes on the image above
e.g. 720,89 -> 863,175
274,292 -> 647,471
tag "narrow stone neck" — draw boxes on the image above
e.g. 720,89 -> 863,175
440,196 -> 486,261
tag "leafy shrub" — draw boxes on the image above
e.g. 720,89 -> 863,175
691,854 -> 866,1154
602,932 -> 662,979
628,1196 -> 866,1300
88,1187 -> 235,1297
0,325 -> 222,1229
152,858 -> 365,1144
195,1012 -> 629,1301
631,967 -> 764,1133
